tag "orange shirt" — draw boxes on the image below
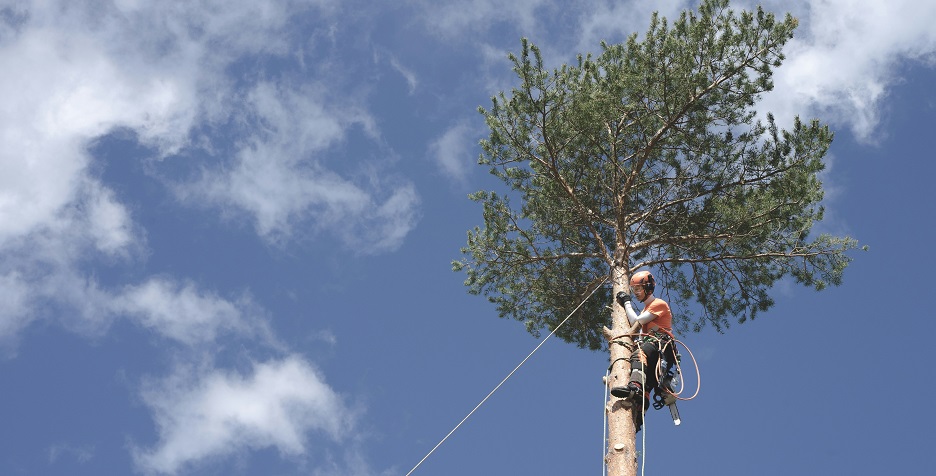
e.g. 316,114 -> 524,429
641,297 -> 673,334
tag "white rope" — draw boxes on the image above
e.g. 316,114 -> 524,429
602,369 -> 610,476
604,373 -> 649,476
405,277 -> 608,476
640,396 -> 647,476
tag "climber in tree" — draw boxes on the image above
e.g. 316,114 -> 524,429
610,270 -> 675,410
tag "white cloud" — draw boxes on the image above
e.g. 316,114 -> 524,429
352,184 -> 421,254
387,54 -> 419,94
82,181 -> 137,257
0,272 -> 32,352
0,178 -> 266,350
133,356 -> 355,475
0,0 -> 421,346
110,279 -> 271,347
179,81 -> 421,252
0,156 -> 263,351
428,122 -> 480,185
180,82 -> 362,237
0,176 -> 141,351
0,257 -> 270,352
1,0 -> 414,254
0,0 -> 208,347
0,8 -> 379,472
567,0 -> 936,143
742,0 -> 936,141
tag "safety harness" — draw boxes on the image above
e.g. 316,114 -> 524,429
613,330 -> 684,428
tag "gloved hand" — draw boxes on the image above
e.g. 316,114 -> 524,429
615,291 -> 630,307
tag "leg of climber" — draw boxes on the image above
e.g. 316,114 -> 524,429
641,340 -> 661,391
611,341 -> 660,404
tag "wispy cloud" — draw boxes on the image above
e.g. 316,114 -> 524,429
0,175 -> 143,353
47,443 -> 95,465
428,121 -> 481,185
133,356 -> 358,475
0,273 -> 33,353
573,0 -> 691,54
176,81 -> 421,252
110,279 -> 275,347
1,0 -> 419,256
413,0 -> 549,39
0,0 -> 423,339
388,54 -> 419,94
0,5 -> 384,473
0,170 -> 266,353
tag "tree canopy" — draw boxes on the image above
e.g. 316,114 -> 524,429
453,0 -> 860,350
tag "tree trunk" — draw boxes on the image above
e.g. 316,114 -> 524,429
603,266 -> 639,476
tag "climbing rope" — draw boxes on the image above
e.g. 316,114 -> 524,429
640,395 -> 647,476
656,337 -> 701,402
602,368 -> 609,476
602,333 -> 702,476
405,277 -> 608,476
599,367 -> 649,476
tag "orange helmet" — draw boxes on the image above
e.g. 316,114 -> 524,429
629,270 -> 656,294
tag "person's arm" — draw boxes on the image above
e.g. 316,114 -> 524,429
624,300 -> 656,325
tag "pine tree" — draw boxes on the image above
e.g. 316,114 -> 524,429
453,0 -> 860,474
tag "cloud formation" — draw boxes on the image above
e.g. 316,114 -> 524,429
0,0 -> 419,258
110,279 -> 272,347
759,0 -> 936,140
134,356 -> 355,475
177,81 -> 421,252
428,122 -> 480,185
413,0 -> 550,39
0,0 -> 423,341
1,5 -> 371,472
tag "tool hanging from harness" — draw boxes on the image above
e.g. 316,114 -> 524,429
609,330 -> 684,431
638,331 -> 682,428
650,334 -> 682,425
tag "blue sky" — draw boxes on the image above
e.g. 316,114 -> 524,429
1,1 -> 934,475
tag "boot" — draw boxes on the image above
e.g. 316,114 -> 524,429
610,381 -> 643,401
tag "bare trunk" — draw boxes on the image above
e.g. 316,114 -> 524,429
603,264 -> 639,476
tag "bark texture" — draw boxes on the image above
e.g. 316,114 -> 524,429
603,272 -> 641,476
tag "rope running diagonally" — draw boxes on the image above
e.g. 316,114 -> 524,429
405,276 -> 609,476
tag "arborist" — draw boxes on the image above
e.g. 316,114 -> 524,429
610,270 -> 677,417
